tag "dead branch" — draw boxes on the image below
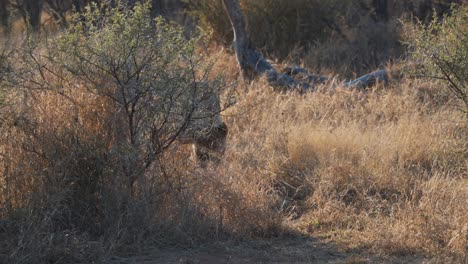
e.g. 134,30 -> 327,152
222,0 -> 389,92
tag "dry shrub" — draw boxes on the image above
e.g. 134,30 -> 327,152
0,3 -> 279,263
0,66 -> 280,264
403,5 -> 468,112
0,87 -> 129,263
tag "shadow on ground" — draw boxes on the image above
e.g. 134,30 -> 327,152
108,232 -> 429,264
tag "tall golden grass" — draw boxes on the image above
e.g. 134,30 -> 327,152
0,3 -> 466,262
0,48 -> 466,263
215,51 -> 466,258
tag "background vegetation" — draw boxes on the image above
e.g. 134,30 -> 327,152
404,5 -> 467,112
0,0 -> 466,263
186,0 -> 460,76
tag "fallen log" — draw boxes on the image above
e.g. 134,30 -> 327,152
222,0 -> 389,92
345,69 -> 389,89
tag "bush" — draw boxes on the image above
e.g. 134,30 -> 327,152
403,5 -> 467,112
0,1 -> 243,262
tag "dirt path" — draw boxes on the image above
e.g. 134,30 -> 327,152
108,236 -> 428,264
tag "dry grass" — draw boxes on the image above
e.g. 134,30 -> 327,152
1,29 -> 467,264
0,78 -> 281,263
220,70 -> 467,260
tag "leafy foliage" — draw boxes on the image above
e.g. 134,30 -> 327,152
404,5 -> 467,112
55,0 -> 222,142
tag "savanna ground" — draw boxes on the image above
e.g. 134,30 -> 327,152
0,1 -> 467,263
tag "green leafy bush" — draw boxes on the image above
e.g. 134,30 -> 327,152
54,0 -> 226,151
404,5 -> 467,112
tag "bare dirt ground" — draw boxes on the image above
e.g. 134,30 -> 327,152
109,236 -> 430,264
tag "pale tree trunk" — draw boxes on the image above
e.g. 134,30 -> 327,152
222,0 -> 389,92
222,0 -> 308,90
